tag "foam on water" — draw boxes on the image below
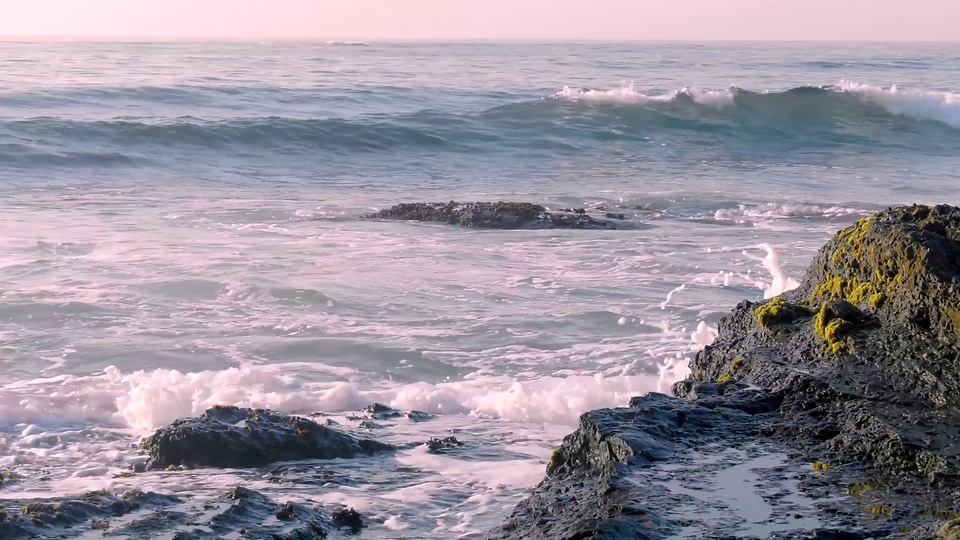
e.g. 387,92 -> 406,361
713,203 -> 865,224
840,79 -> 960,129
4,40 -> 956,538
553,82 -> 736,108
744,243 -> 801,299
1,361 -> 674,434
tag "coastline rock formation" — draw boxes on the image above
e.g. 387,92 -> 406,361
361,201 -> 619,229
0,488 -> 336,540
142,405 -> 394,470
490,205 -> 960,539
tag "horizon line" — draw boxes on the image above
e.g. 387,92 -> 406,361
1,35 -> 958,44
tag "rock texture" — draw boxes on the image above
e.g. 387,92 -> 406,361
142,406 -> 394,470
361,201 -> 618,229
490,205 -> 960,539
0,487 -> 336,540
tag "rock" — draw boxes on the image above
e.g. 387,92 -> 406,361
0,490 -> 180,540
696,205 -> 960,477
490,205 -> 960,539
939,518 -> 960,539
358,420 -> 384,430
361,201 -> 617,230
141,406 -> 394,470
425,436 -> 464,453
331,507 -> 363,531
362,403 -> 402,419
406,410 -> 433,421
0,487 -> 334,539
0,471 -> 19,490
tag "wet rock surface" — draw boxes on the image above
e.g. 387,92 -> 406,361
490,205 -> 960,539
142,405 -> 395,470
0,487 -> 346,539
361,201 -> 620,229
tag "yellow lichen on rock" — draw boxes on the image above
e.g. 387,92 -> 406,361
869,292 -> 887,310
730,357 -> 744,373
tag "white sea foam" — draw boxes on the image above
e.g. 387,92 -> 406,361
690,321 -> 718,352
743,243 -> 801,299
839,80 -> 960,129
713,203 -> 864,223
0,359 -> 681,434
553,82 -> 735,108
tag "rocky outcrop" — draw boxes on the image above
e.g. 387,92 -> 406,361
361,201 -> 618,229
0,487 -> 336,540
490,205 -> 960,539
141,405 -> 394,470
0,490 -> 182,540
696,205 -> 960,480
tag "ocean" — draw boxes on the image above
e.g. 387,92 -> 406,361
0,40 -> 958,537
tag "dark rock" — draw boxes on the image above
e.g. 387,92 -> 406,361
406,410 -> 433,421
141,405 -> 394,470
361,201 -> 617,230
490,205 -> 960,539
361,403 -> 402,419
605,212 -> 627,220
0,471 -> 19,490
0,490 -> 180,540
426,436 -> 464,453
696,205 -> 960,477
331,507 -> 363,532
358,420 -> 384,430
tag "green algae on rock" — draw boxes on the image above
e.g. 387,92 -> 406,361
697,205 -> 960,472
753,296 -> 812,328
491,205 -> 960,540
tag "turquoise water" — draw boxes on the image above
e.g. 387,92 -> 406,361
0,41 -> 958,537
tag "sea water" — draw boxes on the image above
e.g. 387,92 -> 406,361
1,41 -> 958,537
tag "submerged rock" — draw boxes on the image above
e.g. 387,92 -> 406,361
142,405 -> 394,470
425,436 -> 465,453
0,490 -> 181,540
331,507 -> 364,532
0,486 -> 335,540
361,201 -> 618,230
491,205 -> 960,539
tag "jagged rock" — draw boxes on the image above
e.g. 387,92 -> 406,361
697,205 -> 960,478
0,490 -> 180,540
358,420 -> 384,430
331,507 -> 363,532
489,388 -> 887,539
361,201 -> 617,229
491,205 -> 960,539
362,403 -> 402,419
425,436 -> 464,453
141,406 -> 394,470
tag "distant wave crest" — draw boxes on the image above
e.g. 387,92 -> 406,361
2,80 -> 958,166
550,80 -> 960,129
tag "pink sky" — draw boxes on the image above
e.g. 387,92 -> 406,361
0,0 -> 956,41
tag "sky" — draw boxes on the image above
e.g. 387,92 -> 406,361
0,0 -> 957,42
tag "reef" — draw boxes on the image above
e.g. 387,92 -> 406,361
141,405 -> 394,470
489,205 -> 960,539
361,201 -> 620,229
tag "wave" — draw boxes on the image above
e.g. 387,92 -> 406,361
550,80 -> 960,129
1,81 -> 957,164
0,363 -> 673,431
